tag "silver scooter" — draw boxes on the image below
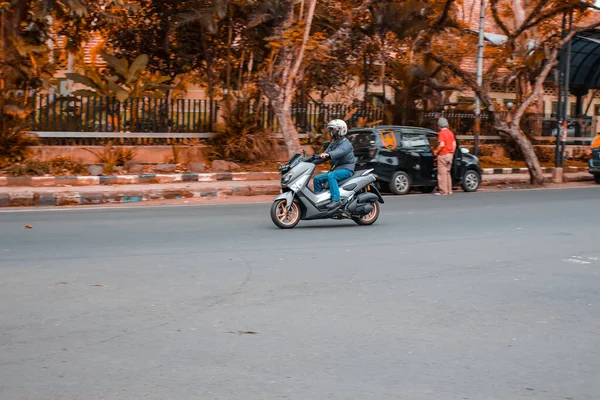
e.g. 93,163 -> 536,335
270,145 -> 384,229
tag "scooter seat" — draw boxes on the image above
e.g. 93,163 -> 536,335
338,170 -> 369,186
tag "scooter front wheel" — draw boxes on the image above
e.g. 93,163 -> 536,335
270,199 -> 301,229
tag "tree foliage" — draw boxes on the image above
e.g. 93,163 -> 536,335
5,0 -> 600,173
414,0 -> 600,184
66,53 -> 171,101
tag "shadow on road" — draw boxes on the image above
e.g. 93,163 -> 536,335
268,222 -> 382,230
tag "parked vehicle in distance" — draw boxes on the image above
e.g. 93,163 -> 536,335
589,148 -> 600,184
346,125 -> 483,195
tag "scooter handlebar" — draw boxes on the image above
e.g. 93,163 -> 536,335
303,154 -> 326,164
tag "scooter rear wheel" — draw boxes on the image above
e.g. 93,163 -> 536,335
352,201 -> 380,226
271,199 -> 301,229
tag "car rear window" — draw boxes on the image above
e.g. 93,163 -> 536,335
347,131 -> 376,149
401,133 -> 430,149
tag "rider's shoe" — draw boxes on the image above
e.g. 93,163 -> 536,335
327,200 -> 341,210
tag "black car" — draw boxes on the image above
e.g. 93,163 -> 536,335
346,125 -> 483,195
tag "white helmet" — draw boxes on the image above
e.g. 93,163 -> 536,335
327,119 -> 348,138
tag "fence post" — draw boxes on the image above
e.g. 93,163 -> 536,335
105,96 -> 110,132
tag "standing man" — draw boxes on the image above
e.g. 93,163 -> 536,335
591,130 -> 600,149
433,117 -> 456,196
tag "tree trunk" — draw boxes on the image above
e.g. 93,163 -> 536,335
535,95 -> 544,136
208,78 -> 214,131
584,90 -> 597,115
380,34 -> 386,108
260,79 -> 302,157
225,4 -> 233,102
363,53 -> 370,108
258,0 -> 316,158
237,50 -> 245,98
0,11 -> 5,97
203,53 -> 215,131
275,100 -> 301,157
513,0 -> 525,29
495,118 -> 545,185
512,129 -> 544,185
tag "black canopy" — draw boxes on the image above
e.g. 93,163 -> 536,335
563,29 -> 600,92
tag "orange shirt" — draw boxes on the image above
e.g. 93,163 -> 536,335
438,128 -> 456,156
592,135 -> 600,149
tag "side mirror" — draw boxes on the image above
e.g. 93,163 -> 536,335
302,149 -> 307,157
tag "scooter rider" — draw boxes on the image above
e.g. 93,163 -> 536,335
313,119 -> 356,209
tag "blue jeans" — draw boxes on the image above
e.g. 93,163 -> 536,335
313,169 -> 353,201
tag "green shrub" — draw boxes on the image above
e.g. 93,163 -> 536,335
210,100 -> 279,162
2,161 -> 50,176
49,156 -> 88,175
1,156 -> 88,177
477,146 -> 496,157
0,120 -> 38,169
533,146 -> 555,163
570,147 -> 591,161
84,142 -> 137,174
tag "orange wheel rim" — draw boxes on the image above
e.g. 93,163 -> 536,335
361,203 -> 377,222
276,201 -> 299,225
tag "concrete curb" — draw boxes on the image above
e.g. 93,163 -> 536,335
0,172 -> 281,187
0,167 -> 591,187
481,172 -> 593,185
481,166 -> 588,175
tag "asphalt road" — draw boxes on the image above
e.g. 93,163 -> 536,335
1,187 -> 599,400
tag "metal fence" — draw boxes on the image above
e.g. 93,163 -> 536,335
420,112 -> 497,137
260,102 -> 386,133
32,94 -> 218,133
420,111 -> 595,143
29,94 -> 593,145
31,94 -> 386,136
381,108 -> 508,138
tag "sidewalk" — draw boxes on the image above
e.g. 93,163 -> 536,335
0,171 -> 594,207
483,171 -> 592,185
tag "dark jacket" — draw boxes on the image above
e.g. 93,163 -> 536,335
326,137 -> 356,172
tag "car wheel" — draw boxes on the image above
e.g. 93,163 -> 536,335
389,171 -> 411,195
461,169 -> 480,192
419,186 -> 436,193
594,174 -> 600,184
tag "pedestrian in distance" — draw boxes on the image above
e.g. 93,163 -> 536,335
433,117 -> 456,196
591,131 -> 600,149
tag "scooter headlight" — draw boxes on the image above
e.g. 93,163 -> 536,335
281,172 -> 293,184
